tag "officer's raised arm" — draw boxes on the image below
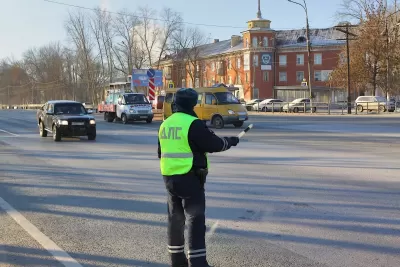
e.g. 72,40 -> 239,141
188,120 -> 239,153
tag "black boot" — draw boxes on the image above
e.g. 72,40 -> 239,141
171,253 -> 188,267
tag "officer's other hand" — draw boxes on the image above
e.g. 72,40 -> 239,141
228,137 -> 239,146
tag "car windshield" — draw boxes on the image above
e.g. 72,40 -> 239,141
214,92 -> 240,104
54,103 -> 87,115
376,97 -> 387,102
124,94 -> 149,104
292,98 -> 304,103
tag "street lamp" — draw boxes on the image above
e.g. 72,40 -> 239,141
287,0 -> 313,113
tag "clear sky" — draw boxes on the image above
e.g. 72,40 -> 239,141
0,0 -> 344,60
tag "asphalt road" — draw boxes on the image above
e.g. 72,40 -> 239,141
0,110 -> 399,267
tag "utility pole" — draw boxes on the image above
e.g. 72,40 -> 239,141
287,0 -> 313,112
335,23 -> 357,114
383,8 -> 400,100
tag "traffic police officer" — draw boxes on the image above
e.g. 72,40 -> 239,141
158,88 -> 239,267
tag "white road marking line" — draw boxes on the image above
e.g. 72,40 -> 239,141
0,129 -> 19,137
206,221 -> 219,241
0,197 -> 83,267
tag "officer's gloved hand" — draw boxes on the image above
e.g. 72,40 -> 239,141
227,137 -> 239,146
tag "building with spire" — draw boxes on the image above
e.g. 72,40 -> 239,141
156,1 -> 347,102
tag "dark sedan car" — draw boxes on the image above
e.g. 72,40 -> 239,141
37,100 -> 96,141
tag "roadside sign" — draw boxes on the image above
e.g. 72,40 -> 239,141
147,68 -> 155,78
301,78 -> 307,87
168,81 -> 174,88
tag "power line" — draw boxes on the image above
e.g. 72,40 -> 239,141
43,0 -> 247,29
43,0 -> 343,31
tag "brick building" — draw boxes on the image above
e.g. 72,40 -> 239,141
156,3 -> 347,102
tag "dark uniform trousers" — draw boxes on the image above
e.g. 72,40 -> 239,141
163,172 -> 209,267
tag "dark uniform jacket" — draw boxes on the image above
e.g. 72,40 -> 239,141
157,110 -> 232,170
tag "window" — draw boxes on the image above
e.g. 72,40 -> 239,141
263,71 -> 269,82
253,55 -> 259,66
197,93 -> 203,105
252,37 -> 258,48
279,55 -> 287,66
165,93 -> 174,103
237,57 -> 241,68
314,53 -> 322,65
296,54 -> 304,65
124,94 -> 150,104
54,103 -> 87,115
263,37 -> 268,47
205,93 -> 217,105
228,76 -> 232,84
228,59 -> 232,69
214,92 -> 240,104
253,88 -> 259,99
296,71 -> 304,82
211,62 -> 215,71
314,71 -> 322,81
195,78 -> 200,88
279,72 -> 287,82
203,78 -> 207,86
181,79 -> 186,87
237,74 -> 241,84
245,73 -> 249,82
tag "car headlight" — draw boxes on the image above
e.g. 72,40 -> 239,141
227,109 -> 235,115
129,109 -> 137,114
90,120 -> 96,125
58,120 -> 68,125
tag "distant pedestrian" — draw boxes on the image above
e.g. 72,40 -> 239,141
158,88 -> 239,267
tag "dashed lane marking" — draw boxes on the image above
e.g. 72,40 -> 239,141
206,221 -> 219,241
0,129 -> 19,137
0,197 -> 83,267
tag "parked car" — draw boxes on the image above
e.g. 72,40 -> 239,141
37,100 -> 96,141
282,98 -> 316,113
245,99 -> 264,111
355,96 -> 395,112
253,99 -> 284,112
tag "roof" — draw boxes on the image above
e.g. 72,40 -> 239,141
47,100 -> 81,104
275,27 -> 347,48
160,27 -> 347,64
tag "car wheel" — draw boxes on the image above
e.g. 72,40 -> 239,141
39,121 -> 47,137
293,107 -> 299,113
262,107 -> 267,112
378,105 -> 385,113
233,121 -> 244,128
88,130 -> 96,141
212,115 -> 224,129
52,125 -> 61,142
357,105 -> 363,112
121,114 -> 128,124
312,107 -> 317,113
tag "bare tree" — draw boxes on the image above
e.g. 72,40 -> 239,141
171,26 -> 207,87
154,8 -> 183,69
65,10 -> 100,102
135,6 -> 160,67
332,0 -> 400,96
112,10 -> 145,75
90,8 -> 115,83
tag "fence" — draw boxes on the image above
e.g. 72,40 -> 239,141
248,101 -> 399,115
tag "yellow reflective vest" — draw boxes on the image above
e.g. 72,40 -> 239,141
159,112 -> 208,176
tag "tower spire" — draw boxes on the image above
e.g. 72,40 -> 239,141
257,0 -> 262,19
